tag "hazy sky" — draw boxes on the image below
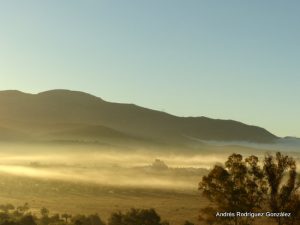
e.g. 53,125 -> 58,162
0,1 -> 299,137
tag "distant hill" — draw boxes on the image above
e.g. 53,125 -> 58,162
0,90 -> 278,146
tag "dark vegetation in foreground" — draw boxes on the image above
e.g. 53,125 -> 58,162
0,204 -> 195,225
199,152 -> 300,225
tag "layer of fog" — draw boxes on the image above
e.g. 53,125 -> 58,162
202,138 -> 300,153
0,143 -> 299,191
0,144 -> 217,190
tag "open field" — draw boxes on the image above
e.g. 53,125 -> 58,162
0,143 -> 299,225
0,174 -> 205,225
0,143 -> 213,225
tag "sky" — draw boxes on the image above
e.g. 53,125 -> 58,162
0,1 -> 299,137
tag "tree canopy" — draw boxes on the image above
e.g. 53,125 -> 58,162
199,152 -> 300,225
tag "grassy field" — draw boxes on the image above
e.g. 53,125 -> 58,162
0,173 -> 205,225
0,144 -> 218,224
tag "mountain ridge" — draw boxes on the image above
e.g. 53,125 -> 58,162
0,89 -> 278,146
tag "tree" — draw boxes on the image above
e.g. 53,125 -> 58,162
183,220 -> 194,225
12,203 -> 30,218
61,213 -> 72,223
71,214 -> 105,225
40,207 -> 49,218
88,214 -> 105,225
19,215 -> 37,225
49,213 -> 62,224
151,159 -> 168,170
40,207 -> 50,225
263,152 -> 300,225
0,204 -> 15,213
199,153 -> 267,225
108,211 -> 123,225
0,204 -> 15,223
108,208 -> 168,225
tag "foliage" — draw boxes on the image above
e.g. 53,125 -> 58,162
183,221 -> 194,225
199,152 -> 300,225
0,204 -> 171,225
264,152 -> 300,225
71,214 -> 105,225
108,208 -> 169,225
199,153 -> 267,225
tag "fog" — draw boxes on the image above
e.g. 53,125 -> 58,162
0,143 -> 218,190
0,143 -> 299,191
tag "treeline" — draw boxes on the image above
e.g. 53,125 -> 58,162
199,152 -> 300,225
0,204 -> 194,225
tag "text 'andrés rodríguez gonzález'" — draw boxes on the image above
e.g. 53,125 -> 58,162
216,212 -> 291,218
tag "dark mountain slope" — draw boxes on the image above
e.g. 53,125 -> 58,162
0,89 -> 278,144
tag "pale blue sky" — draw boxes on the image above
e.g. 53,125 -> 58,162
0,1 -> 299,137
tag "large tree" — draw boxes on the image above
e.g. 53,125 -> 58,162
263,152 -> 300,225
199,152 -> 300,225
199,153 -> 267,225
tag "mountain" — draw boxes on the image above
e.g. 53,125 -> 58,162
0,90 -> 278,146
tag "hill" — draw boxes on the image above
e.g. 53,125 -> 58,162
0,90 -> 278,146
